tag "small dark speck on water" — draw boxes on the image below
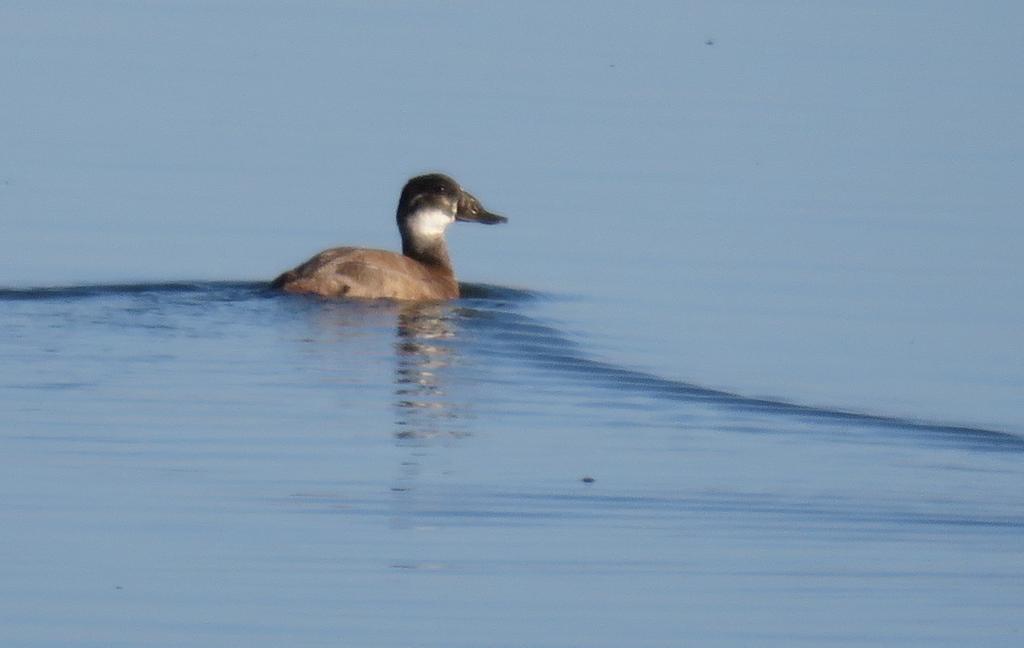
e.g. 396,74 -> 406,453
705,39 -> 715,46
581,476 -> 595,484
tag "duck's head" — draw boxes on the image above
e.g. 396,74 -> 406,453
397,173 -> 507,244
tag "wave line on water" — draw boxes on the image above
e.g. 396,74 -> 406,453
456,304 -> 1024,451
0,280 -> 272,301
3,279 -> 1019,449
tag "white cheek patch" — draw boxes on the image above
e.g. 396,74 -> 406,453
407,208 -> 454,238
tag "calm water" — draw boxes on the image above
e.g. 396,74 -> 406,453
2,2 -> 1023,646
1,282 -> 1021,646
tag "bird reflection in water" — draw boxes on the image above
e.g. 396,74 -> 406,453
392,304 -> 470,441
389,304 -> 473,536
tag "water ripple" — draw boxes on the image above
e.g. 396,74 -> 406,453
3,280 -> 1020,450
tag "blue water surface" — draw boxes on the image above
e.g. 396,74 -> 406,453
1,2 -> 1023,646
1,282 -> 1022,646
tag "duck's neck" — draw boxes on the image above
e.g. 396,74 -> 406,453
399,206 -> 456,273
402,235 -> 454,273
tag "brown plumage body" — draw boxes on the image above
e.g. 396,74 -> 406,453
271,247 -> 459,300
271,173 -> 507,301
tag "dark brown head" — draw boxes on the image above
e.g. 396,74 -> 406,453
397,173 -> 507,236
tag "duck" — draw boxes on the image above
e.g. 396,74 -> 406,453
271,173 -> 507,300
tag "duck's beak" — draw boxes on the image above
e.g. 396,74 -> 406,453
456,190 -> 507,224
